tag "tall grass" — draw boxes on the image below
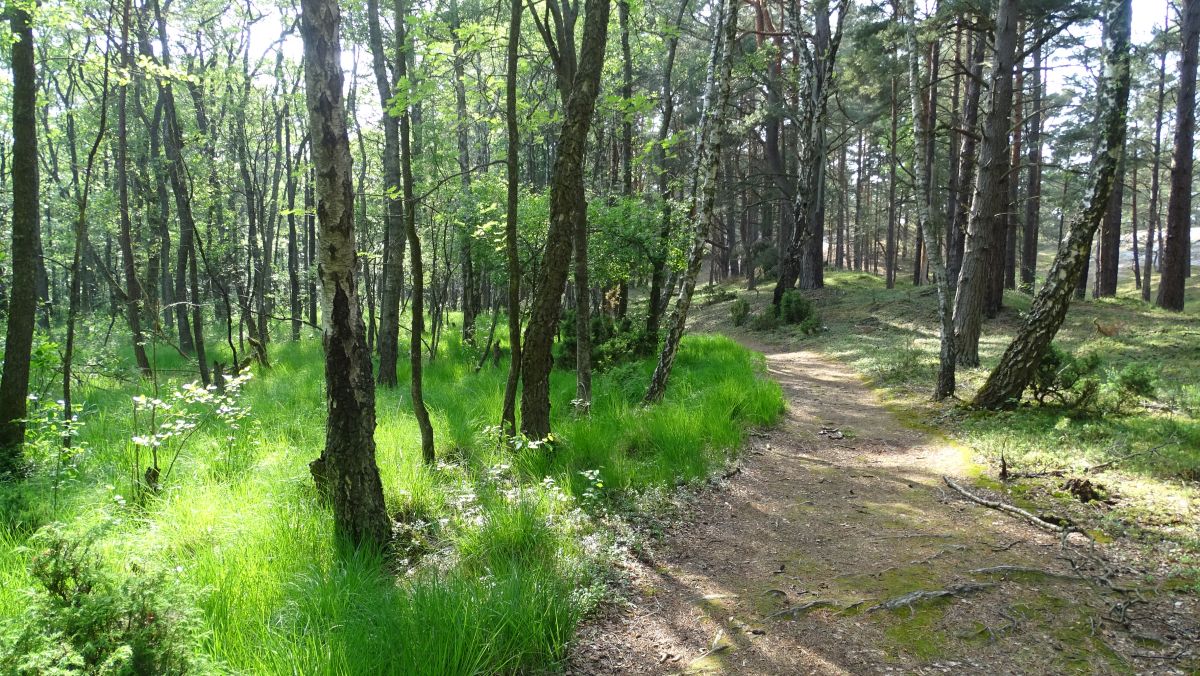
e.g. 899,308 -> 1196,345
0,324 -> 782,674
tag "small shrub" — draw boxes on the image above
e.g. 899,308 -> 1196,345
0,524 -> 206,675
1113,363 -> 1157,399
797,314 -> 822,336
730,298 -> 751,327
701,284 -> 738,306
748,310 -> 779,332
779,290 -> 815,324
1028,345 -> 1102,411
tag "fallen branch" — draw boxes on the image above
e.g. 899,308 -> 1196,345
943,476 -> 1069,534
867,582 -> 993,613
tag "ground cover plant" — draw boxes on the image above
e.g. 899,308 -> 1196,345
0,324 -> 782,674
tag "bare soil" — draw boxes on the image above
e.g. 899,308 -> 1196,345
568,333 -> 1198,675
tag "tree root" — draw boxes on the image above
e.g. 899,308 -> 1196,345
969,565 -> 1082,581
943,476 -> 1072,534
867,582 -> 993,613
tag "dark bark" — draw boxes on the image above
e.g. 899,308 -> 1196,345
886,76 -> 898,289
952,0 -> 1018,367
117,0 -> 152,375
1143,31 -> 1167,302
1156,0 -> 1198,311
973,0 -> 1132,409
1021,34 -> 1043,288
948,33 -> 985,287
300,0 -> 392,550
0,2 -> 41,464
500,0 -> 523,436
153,0 -> 208,383
368,0 -> 407,386
1097,149 -> 1126,296
904,0 -> 955,399
519,0 -> 612,439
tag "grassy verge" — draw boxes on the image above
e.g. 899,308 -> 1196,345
0,323 -> 782,674
699,270 -> 1199,584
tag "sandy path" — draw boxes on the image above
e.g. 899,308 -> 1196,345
568,338 -> 1197,675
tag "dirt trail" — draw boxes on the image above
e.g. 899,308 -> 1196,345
569,336 -> 1197,675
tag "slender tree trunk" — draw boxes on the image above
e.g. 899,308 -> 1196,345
886,77 -> 898,289
0,2 -> 41,464
500,0 -> 523,436
1003,37 -> 1023,291
1143,31 -> 1167,302
519,0 -> 612,439
974,0 -> 1132,409
1097,145 -> 1126,296
948,33 -> 985,288
645,0 -> 738,403
300,0 -> 391,550
904,0 -> 955,399
118,0 -> 152,375
395,0 -> 435,462
1156,0 -> 1198,311
451,0 -> 478,345
153,0 -> 208,382
645,0 -> 690,342
368,0 -> 407,386
1021,34 -> 1043,289
952,0 -> 1017,367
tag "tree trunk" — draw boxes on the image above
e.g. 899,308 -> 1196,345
644,0 -> 738,404
117,0 -> 152,375
948,33 -> 985,288
952,0 -> 1018,367
1156,0 -> 1198,311
904,0 -> 955,399
973,0 -> 1132,409
886,76 -> 898,289
519,0 -> 612,439
396,0 -> 436,462
300,0 -> 392,550
1097,147 -> 1126,296
367,0 -> 407,386
0,2 -> 41,464
1143,29 -> 1168,302
153,0 -> 208,383
645,0 -> 690,342
500,0 -> 523,436
1021,33 -> 1043,289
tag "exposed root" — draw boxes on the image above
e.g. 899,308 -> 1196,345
867,582 -> 993,613
969,565 -> 1082,581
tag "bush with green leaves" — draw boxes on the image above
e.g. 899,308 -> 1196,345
749,310 -> 779,332
779,290 -> 816,325
1029,345 -> 1102,410
0,524 -> 206,675
730,298 -> 750,327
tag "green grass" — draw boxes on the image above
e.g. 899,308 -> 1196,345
711,269 -> 1199,559
0,320 -> 783,674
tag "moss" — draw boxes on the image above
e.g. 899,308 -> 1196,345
881,603 -> 952,661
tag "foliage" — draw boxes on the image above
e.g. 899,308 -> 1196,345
749,309 -> 780,331
0,332 -> 782,673
730,298 -> 751,327
0,524 -> 206,675
1029,344 -> 1102,409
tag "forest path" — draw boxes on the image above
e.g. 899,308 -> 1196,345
568,331 -> 1195,675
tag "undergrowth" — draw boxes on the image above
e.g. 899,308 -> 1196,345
0,322 -> 782,674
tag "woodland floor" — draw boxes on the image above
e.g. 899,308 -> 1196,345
568,329 -> 1199,674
